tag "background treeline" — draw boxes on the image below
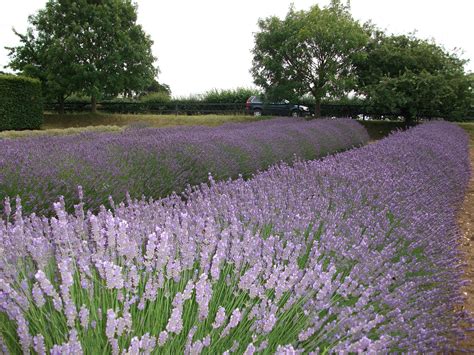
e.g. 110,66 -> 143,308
43,87 -> 473,121
3,0 -> 474,123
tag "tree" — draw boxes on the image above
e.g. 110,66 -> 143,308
7,0 -> 158,113
355,32 -> 473,124
7,27 -> 78,114
251,1 -> 368,117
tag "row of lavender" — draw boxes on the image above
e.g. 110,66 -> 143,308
0,122 -> 470,353
0,118 -> 368,215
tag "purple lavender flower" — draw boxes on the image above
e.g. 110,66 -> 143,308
222,308 -> 242,337
34,270 -> 62,311
32,283 -> 45,307
33,334 -> 46,355
158,331 -> 168,346
212,306 -> 226,329
0,122 -> 471,353
100,261 -> 124,290
0,118 -> 368,215
195,273 -> 212,321
50,330 -> 83,354
166,306 -> 183,334
243,343 -> 256,355
79,305 -> 89,330
106,309 -> 117,340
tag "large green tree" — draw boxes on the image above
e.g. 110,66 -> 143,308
7,26 -> 77,113
7,0 -> 157,113
251,1 -> 368,117
356,31 -> 473,123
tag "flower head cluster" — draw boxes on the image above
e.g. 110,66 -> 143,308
0,122 -> 471,353
0,118 -> 368,215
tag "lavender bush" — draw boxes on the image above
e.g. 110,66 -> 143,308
0,122 -> 471,353
0,118 -> 368,215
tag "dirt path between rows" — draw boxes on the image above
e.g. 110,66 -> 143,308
458,144 -> 474,350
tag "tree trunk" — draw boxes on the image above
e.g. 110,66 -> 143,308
404,115 -> 415,128
314,98 -> 321,118
58,96 -> 65,115
91,96 -> 97,114
401,108 -> 416,128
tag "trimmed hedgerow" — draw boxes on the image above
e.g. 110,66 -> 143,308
0,74 -> 43,131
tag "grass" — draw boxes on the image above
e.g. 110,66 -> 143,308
457,122 -> 474,145
42,113 -> 263,129
0,113 -> 266,139
2,112 -> 470,141
0,125 -> 123,139
356,120 -> 406,140
1,113 -> 403,140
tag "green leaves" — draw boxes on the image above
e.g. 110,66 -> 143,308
0,74 -> 43,130
6,0 -> 158,111
355,33 -> 473,121
251,3 -> 368,115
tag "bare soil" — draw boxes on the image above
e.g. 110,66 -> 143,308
457,144 -> 474,350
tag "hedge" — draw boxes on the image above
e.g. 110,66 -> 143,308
0,74 -> 43,130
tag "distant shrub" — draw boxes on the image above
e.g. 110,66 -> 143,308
202,87 -> 261,103
104,97 -> 137,103
0,74 -> 43,130
298,95 -> 366,107
140,92 -> 171,103
172,94 -> 204,103
65,94 -> 91,103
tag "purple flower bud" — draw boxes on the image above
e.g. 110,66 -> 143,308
77,185 -> 84,201
106,309 -> 116,340
221,308 -> 242,337
183,279 -> 194,301
33,334 -> 46,355
195,273 -> 212,321
139,333 -> 156,354
212,306 -> 226,329
100,261 -> 124,290
262,312 -> 277,334
158,331 -> 168,346
79,305 -> 90,330
32,283 -> 45,307
4,196 -> 11,218
230,340 -> 239,352
276,344 -> 301,354
244,343 -> 256,355
166,306 -> 183,334
35,270 -> 62,311
189,340 -> 204,355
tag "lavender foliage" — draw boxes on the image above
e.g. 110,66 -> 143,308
0,122 -> 471,353
0,118 -> 368,215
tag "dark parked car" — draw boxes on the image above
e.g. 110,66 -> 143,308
245,96 -> 310,117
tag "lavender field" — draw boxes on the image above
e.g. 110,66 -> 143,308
0,121 -> 471,353
0,118 -> 368,215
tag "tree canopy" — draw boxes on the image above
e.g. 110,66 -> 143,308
7,0 -> 158,112
355,31 -> 473,122
251,1 -> 368,116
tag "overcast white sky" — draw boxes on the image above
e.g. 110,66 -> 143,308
1,0 -> 473,97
